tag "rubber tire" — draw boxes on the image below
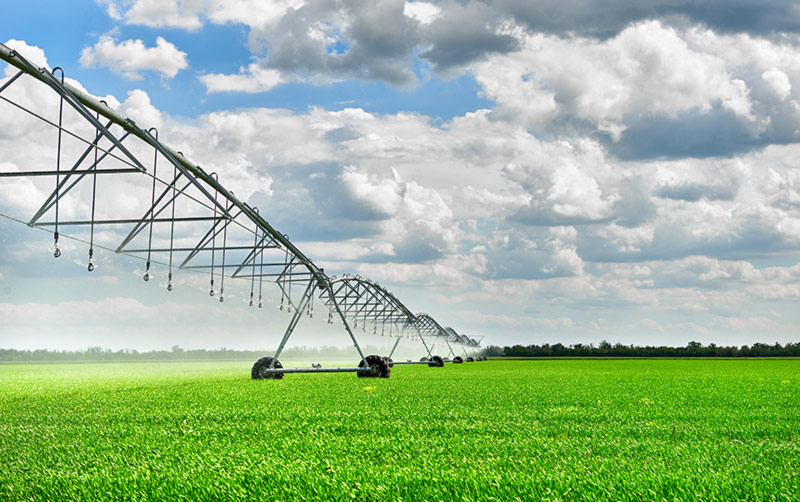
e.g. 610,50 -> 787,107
428,355 -> 444,367
251,357 -> 284,379
453,356 -> 464,364
383,356 -> 394,368
358,354 -> 390,378
466,357 -> 475,362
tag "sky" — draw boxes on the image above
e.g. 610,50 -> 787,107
1,0 -> 800,352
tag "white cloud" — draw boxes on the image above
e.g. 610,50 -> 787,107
404,1 -> 441,25
208,0 -> 306,28
94,0 -> 123,20
473,20 -> 755,132
4,39 -> 49,70
80,35 -> 188,80
118,89 -> 165,130
124,0 -> 204,31
338,166 -> 404,218
762,68 -> 792,101
199,63 -> 283,94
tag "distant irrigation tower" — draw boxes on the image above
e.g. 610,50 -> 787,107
0,43 -> 485,378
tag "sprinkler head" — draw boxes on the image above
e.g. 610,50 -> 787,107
219,296 -> 224,303
143,272 -> 150,282
87,262 -> 95,272
167,282 -> 174,292
210,289 -> 215,297
53,248 -> 61,258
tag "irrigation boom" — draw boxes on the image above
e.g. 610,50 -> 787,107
0,42 -> 485,377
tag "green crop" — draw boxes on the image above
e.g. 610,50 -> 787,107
0,359 -> 798,501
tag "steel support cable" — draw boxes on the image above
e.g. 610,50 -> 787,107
0,211 -> 184,271
0,210 -> 305,305
0,95 -> 142,175
4,50 -> 147,174
0,87 -> 251,241
116,175 -> 193,254
1,48 -> 288,275
29,126 -> 130,226
1,111 -> 304,298
52,67 -> 64,258
0,54 -> 256,243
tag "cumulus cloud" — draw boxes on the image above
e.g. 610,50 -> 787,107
3,39 -> 50,70
762,68 -> 792,101
199,63 -> 283,94
104,0 -> 519,88
123,0 -> 204,31
416,0 -> 519,72
80,34 -> 189,80
471,20 -> 800,159
6,31 -> 800,345
96,0 -> 800,99
403,1 -> 441,26
474,21 -> 754,135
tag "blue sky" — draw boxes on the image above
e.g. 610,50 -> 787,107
1,1 -> 490,119
2,0 -> 800,352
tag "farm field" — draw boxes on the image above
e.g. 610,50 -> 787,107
0,359 -> 798,501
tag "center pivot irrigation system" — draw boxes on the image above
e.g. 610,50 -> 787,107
0,44 -> 486,378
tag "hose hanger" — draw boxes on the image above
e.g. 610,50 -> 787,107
52,67 -> 64,258
258,228 -> 265,309
143,128 -> 158,282
249,207 -> 259,307
166,151 -> 180,292
87,104 -> 104,272
209,172 -> 218,297
218,190 -> 231,303
280,236 -> 289,311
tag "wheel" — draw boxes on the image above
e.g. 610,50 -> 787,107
420,356 -> 429,362
453,356 -> 464,364
428,355 -> 444,367
251,357 -> 284,379
383,356 -> 394,368
358,354 -> 390,378
466,357 -> 475,362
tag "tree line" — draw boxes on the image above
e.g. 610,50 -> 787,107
483,340 -> 800,358
0,345 -> 392,362
2,341 -> 798,362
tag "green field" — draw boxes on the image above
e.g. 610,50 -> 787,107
0,359 -> 798,501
